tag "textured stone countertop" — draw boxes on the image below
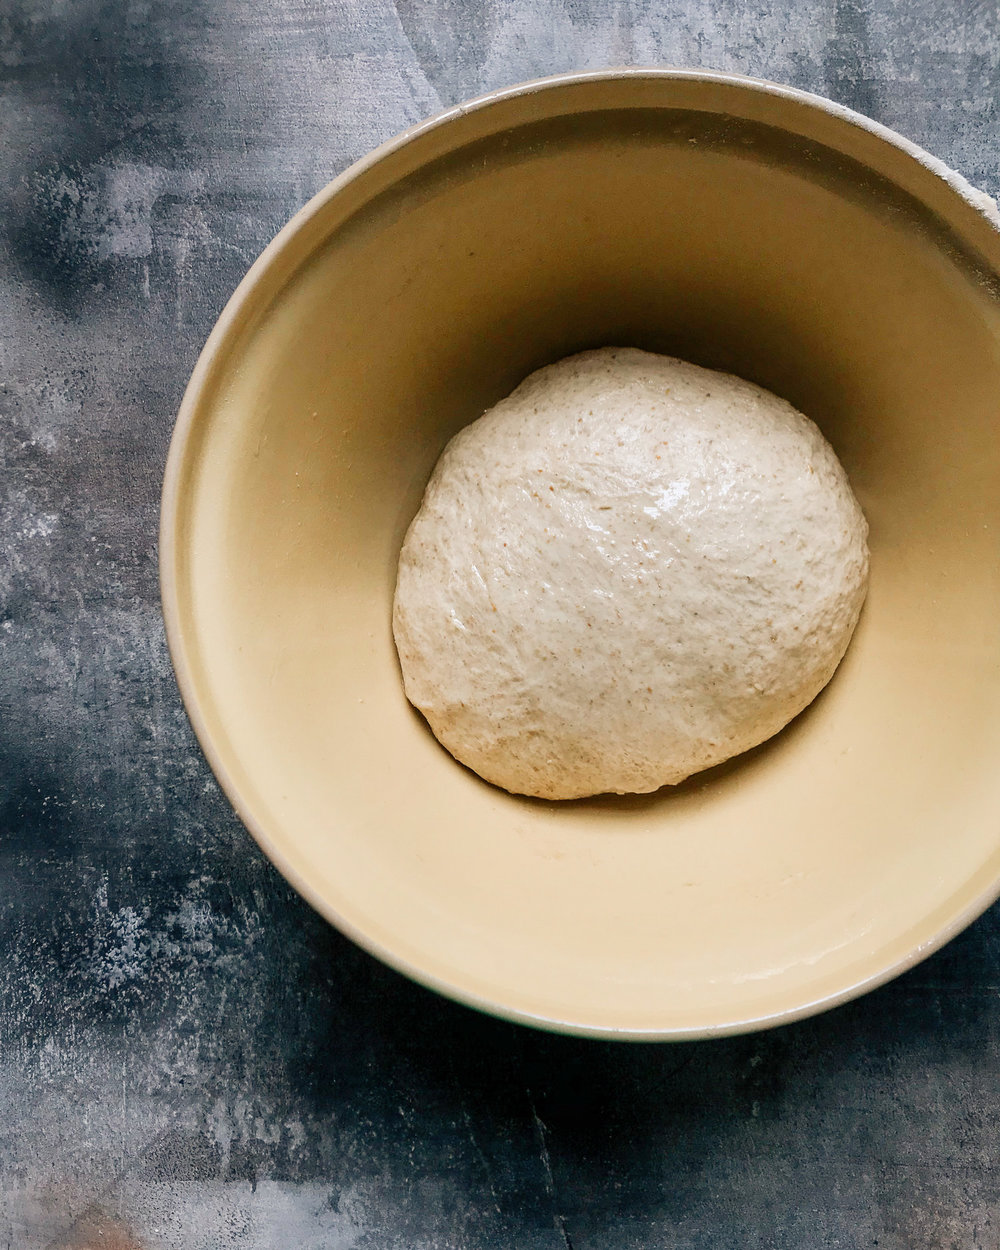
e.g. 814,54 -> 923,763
3,3 -> 1000,1248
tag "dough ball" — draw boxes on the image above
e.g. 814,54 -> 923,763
393,347 -> 869,800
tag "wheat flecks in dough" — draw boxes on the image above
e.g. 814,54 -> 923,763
392,347 -> 869,800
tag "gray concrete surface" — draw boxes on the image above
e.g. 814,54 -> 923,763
3,2 -> 1000,1247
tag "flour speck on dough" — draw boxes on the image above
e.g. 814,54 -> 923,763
393,348 -> 869,800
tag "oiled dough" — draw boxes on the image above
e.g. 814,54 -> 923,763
393,348 -> 869,799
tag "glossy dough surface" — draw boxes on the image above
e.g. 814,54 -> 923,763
393,348 -> 869,799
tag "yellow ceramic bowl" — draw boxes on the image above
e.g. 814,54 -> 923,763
161,69 -> 1000,1039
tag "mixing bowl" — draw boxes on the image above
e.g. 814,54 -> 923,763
160,68 -> 1000,1039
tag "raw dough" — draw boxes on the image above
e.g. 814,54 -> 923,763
393,348 -> 869,799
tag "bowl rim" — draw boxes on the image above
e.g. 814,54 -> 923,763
160,65 -> 1000,1041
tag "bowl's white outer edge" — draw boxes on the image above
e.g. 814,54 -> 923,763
159,66 -> 1000,1042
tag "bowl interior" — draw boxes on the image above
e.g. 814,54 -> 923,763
165,73 -> 1000,1037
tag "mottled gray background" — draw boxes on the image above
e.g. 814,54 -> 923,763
2,2 -> 1000,1248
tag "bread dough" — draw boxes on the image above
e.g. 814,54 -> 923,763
393,348 -> 869,799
